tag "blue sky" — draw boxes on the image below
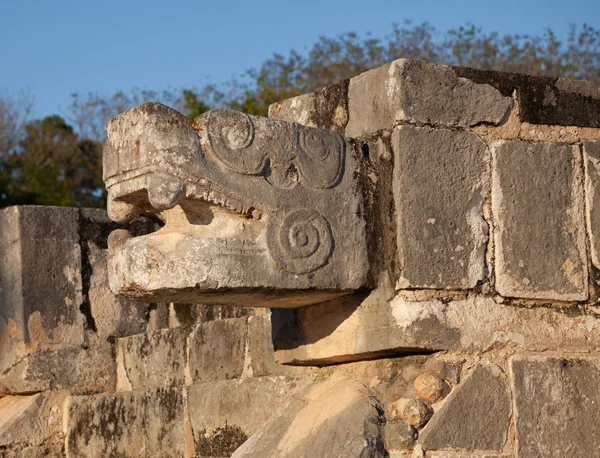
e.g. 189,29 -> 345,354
1,0 -> 599,119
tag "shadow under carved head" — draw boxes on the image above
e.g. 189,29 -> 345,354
103,103 -> 369,307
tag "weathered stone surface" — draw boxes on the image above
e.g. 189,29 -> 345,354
0,346 -> 115,395
386,397 -> 432,428
419,365 -> 511,451
169,302 -> 255,329
454,66 -> 600,128
492,140 -> 588,301
116,328 -> 187,391
104,103 -> 369,307
231,379 -> 387,458
0,206 -> 165,394
188,318 -> 247,383
512,356 -> 600,458
275,292 -> 600,367
392,126 -> 489,289
383,422 -> 417,451
66,387 -> 185,457
187,375 -> 316,455
428,455 -> 513,458
584,141 -> 600,269
345,59 -> 512,137
0,392 -> 67,450
413,373 -> 445,404
244,312 -> 303,377
268,79 -> 349,132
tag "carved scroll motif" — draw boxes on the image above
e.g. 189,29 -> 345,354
205,109 -> 345,190
266,209 -> 333,274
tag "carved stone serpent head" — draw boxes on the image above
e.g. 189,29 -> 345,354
103,103 -> 369,307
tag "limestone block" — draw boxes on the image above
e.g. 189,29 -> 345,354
0,392 -> 67,450
187,375 -> 316,455
0,346 -> 116,395
104,103 -> 369,307
419,365 -> 511,451
392,126 -> 489,289
188,318 -> 247,383
511,356 -> 600,458
116,327 -> 187,391
66,387 -> 185,457
244,313 -> 298,377
492,141 -> 588,301
383,422 -> 417,452
454,66 -> 600,128
274,294 -> 600,365
584,141 -> 600,268
231,379 -> 387,458
268,79 -> 349,132
0,206 -> 162,394
345,59 -> 512,137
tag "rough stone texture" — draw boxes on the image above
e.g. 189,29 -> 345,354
0,206 -> 165,394
0,346 -> 116,395
419,365 -> 511,451
383,422 -> 417,452
454,66 -> 600,128
187,375 -> 316,455
345,59 -> 512,137
427,455 -> 513,458
231,379 -> 387,458
169,303 -> 255,329
512,356 -> 600,458
188,318 -> 247,383
584,141 -> 600,269
104,103 -> 369,307
268,79 -> 349,133
275,293 -> 600,366
244,313 -> 297,377
0,392 -> 67,452
386,397 -> 432,428
392,126 -> 489,289
413,373 -> 445,404
66,387 -> 185,457
492,140 -> 588,301
116,327 -> 187,391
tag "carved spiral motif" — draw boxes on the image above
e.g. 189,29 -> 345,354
266,209 -> 333,274
206,109 -> 266,175
297,128 -> 344,188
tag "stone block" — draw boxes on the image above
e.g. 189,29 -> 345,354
244,313 -> 298,377
66,387 -> 186,457
345,59 -> 512,137
0,206 -> 165,394
492,140 -> 588,301
116,327 -> 187,391
454,66 -> 600,128
511,356 -> 600,458
419,365 -> 511,451
392,126 -> 489,289
584,141 -> 600,269
0,392 -> 67,450
231,379 -> 387,458
187,375 -> 316,455
0,346 -> 116,395
268,79 -> 349,132
188,318 -> 247,383
274,294 -> 600,365
383,422 -> 417,451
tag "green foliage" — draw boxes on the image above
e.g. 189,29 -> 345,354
0,115 -> 104,207
2,21 -> 600,207
183,89 -> 211,119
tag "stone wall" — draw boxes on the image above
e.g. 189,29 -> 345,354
2,58 -> 600,457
